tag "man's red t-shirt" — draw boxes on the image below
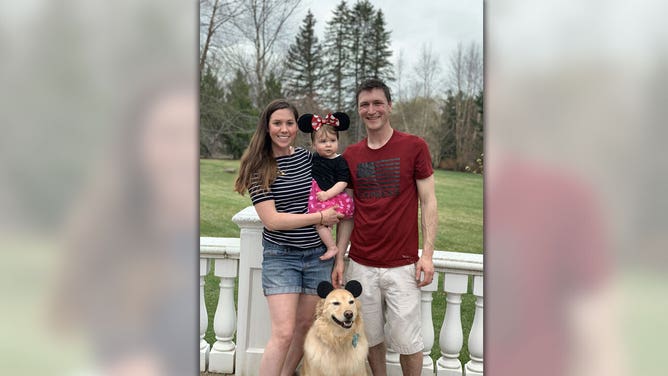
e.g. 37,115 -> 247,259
343,130 -> 433,268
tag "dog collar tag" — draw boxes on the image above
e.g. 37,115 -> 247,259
352,333 -> 359,348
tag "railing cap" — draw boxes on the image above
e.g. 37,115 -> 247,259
200,237 -> 240,259
232,206 -> 264,228
430,249 -> 484,275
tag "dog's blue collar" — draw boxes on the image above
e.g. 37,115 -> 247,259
352,333 -> 359,348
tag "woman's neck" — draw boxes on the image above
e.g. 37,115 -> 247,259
272,145 -> 294,157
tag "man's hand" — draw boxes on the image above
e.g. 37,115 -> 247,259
415,255 -> 434,287
331,258 -> 345,289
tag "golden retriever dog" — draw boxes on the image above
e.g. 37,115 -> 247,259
301,280 -> 370,376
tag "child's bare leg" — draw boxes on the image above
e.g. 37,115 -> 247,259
316,224 -> 338,260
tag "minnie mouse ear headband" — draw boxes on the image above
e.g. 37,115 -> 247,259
298,112 -> 350,133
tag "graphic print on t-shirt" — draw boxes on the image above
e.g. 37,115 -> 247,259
356,157 -> 400,199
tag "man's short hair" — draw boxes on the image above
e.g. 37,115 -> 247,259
355,78 -> 392,105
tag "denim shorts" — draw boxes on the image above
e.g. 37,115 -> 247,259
261,239 -> 334,296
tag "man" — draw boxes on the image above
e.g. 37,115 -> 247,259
332,78 -> 437,376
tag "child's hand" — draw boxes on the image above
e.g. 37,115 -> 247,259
316,191 -> 329,201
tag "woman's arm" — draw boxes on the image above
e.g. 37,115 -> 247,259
316,181 -> 348,201
254,199 -> 341,231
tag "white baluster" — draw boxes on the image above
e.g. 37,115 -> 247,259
200,258 -> 210,372
208,258 -> 238,374
421,274 -> 439,374
437,273 -> 468,376
385,346 -> 402,375
465,276 -> 483,376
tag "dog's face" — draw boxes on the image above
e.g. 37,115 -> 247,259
321,288 -> 358,329
315,280 -> 363,330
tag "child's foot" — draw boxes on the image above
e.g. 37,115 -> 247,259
320,246 -> 338,260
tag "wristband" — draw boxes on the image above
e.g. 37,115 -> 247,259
319,211 -> 324,225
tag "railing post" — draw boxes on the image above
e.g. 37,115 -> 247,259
386,347 -> 402,375
437,273 -> 468,376
208,258 -> 238,373
464,276 -> 483,376
233,206 -> 269,376
421,273 -> 439,374
385,272 -> 439,376
200,257 -> 210,372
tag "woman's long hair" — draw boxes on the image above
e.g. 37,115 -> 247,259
234,99 -> 298,195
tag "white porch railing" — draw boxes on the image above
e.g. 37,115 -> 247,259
200,206 -> 483,375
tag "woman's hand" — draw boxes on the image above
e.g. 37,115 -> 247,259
320,206 -> 343,226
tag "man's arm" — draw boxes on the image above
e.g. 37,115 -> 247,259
416,175 -> 437,287
332,188 -> 354,288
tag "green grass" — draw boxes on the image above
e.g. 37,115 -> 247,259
200,159 -> 483,368
200,159 -> 251,237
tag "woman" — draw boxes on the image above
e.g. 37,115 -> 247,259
235,99 -> 343,376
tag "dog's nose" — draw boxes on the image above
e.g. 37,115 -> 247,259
344,311 -> 353,320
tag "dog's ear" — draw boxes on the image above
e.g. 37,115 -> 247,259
344,280 -> 363,298
317,281 -> 334,298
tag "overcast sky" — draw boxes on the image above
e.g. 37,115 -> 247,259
295,0 -> 483,75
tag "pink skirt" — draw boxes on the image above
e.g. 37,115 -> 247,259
307,179 -> 354,218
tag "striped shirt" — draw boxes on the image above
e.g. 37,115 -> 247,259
249,147 -> 322,248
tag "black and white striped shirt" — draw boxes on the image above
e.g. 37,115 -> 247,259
249,147 -> 322,248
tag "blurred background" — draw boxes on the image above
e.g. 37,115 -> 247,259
0,0 -> 666,375
0,0 -> 197,375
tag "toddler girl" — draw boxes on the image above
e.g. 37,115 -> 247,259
298,112 -> 355,260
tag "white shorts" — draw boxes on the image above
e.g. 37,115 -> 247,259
345,259 -> 424,355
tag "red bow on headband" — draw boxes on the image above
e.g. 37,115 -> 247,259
311,113 -> 340,131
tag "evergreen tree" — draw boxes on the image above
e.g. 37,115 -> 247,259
284,10 -> 324,107
368,9 -> 394,81
439,90 -> 458,163
322,1 -> 353,112
199,68 -> 226,157
223,70 -> 259,158
258,70 -> 285,109
349,0 -> 375,89
439,89 -> 484,171
346,0 -> 376,141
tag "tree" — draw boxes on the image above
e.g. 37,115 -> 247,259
258,69 -> 285,109
199,0 -> 244,74
440,41 -> 483,171
228,0 -> 302,105
199,68 -> 260,158
391,96 -> 442,166
448,41 -> 483,96
393,42 -> 443,166
413,43 -> 441,99
284,10 -> 324,110
199,68 -> 227,157
222,70 -> 259,158
346,0 -> 375,142
322,1 -> 353,112
343,0 -> 394,142
349,0 -> 374,86
367,9 -> 393,81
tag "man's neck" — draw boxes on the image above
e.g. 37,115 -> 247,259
366,125 -> 394,150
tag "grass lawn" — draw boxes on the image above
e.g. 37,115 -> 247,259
200,158 -> 483,367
